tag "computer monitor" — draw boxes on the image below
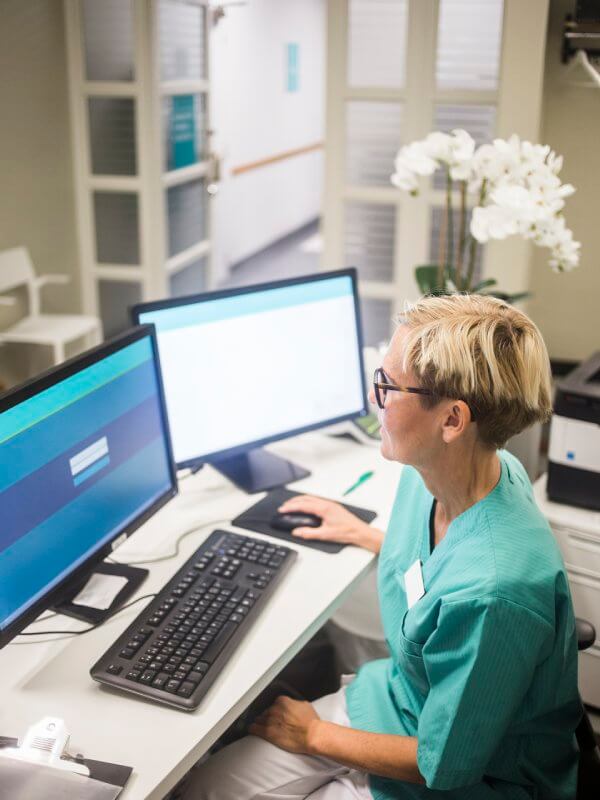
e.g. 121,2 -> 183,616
132,268 -> 368,492
0,326 -> 177,647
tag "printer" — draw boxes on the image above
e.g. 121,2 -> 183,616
547,352 -> 600,510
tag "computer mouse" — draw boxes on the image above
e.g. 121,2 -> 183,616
270,512 -> 323,532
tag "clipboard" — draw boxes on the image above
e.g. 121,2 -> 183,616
0,738 -> 132,800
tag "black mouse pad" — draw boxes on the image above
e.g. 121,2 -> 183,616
231,488 -> 377,553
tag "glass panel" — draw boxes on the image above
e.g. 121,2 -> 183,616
432,104 -> 496,189
429,206 -> 483,285
348,0 -> 408,88
360,297 -> 393,347
159,0 -> 206,81
98,281 -> 141,339
88,98 -> 137,176
346,101 -> 403,186
93,192 -> 140,264
344,202 -> 396,283
436,0 -> 504,91
169,257 -> 207,298
82,0 -> 134,82
162,94 -> 207,171
166,180 -> 207,257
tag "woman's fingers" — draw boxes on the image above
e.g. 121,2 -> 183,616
278,495 -> 333,514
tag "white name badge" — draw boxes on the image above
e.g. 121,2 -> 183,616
405,559 -> 425,609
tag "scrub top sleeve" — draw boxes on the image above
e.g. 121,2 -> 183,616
416,596 -> 551,791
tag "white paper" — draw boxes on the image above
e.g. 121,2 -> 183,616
72,574 -> 128,611
405,559 -> 425,609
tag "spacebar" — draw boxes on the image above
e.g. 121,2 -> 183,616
202,621 -> 238,664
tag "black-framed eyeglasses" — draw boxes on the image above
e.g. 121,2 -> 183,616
372,367 -> 435,410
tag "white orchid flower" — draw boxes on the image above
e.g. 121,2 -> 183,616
423,131 -> 454,162
390,163 -> 419,193
490,185 -> 547,222
470,205 -> 520,242
395,142 -> 437,176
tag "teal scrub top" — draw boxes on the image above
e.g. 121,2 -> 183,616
346,451 -> 580,800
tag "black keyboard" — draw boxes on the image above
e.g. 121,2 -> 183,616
91,530 -> 297,711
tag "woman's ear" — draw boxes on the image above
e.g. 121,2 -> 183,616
441,400 -> 472,444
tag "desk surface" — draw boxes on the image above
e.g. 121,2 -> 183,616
0,432 -> 400,800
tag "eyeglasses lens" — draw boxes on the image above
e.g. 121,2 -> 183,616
374,368 -> 386,409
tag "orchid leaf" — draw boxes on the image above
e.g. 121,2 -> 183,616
415,265 -> 447,295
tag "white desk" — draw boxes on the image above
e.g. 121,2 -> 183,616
0,432 -> 400,799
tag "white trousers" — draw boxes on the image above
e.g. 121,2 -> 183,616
181,678 -> 372,800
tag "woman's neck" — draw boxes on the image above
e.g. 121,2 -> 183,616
417,445 -> 501,531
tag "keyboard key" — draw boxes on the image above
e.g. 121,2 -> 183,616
177,681 -> 196,698
152,672 -> 169,689
166,679 -> 181,693
119,648 -> 135,659
126,670 -> 142,681
140,670 -> 156,684
107,664 -> 122,675
202,621 -> 237,664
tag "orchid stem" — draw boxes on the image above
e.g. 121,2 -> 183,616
465,179 -> 487,292
446,169 -> 453,289
437,183 -> 447,291
457,181 -> 467,289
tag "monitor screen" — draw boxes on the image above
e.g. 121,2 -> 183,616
133,270 -> 367,467
0,328 -> 176,645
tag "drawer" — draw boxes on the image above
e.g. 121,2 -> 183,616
579,650 -> 600,709
566,572 -> 600,708
552,524 -> 600,578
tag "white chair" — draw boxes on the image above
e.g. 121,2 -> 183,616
0,247 -> 102,365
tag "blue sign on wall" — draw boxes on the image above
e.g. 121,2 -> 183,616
286,43 -> 300,92
170,95 -> 197,169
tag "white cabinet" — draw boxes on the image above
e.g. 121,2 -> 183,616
534,475 -> 600,708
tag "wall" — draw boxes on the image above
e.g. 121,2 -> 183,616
209,0 -> 325,285
0,0 -> 79,382
527,0 -> 600,361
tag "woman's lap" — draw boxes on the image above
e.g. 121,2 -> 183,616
181,683 -> 372,800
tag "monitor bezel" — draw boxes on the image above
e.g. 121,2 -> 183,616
131,268 -> 369,470
0,325 -> 178,648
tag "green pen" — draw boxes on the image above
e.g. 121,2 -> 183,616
343,470 -> 374,496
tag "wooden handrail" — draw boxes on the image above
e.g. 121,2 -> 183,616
231,141 -> 324,176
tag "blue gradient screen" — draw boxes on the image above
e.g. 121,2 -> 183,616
0,336 -> 173,633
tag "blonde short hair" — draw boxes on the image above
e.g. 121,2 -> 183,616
397,294 -> 553,449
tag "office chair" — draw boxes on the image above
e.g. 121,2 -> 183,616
576,618 -> 600,799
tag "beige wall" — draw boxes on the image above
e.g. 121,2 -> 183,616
527,0 -> 600,361
0,0 -> 79,325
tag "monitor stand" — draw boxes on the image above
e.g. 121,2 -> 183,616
52,561 -> 149,626
211,447 -> 310,494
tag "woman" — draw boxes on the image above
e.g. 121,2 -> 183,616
183,294 -> 580,800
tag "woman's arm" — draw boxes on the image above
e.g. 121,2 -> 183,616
249,696 -> 425,785
277,495 -> 385,554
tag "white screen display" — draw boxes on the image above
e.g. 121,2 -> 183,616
138,274 -> 366,464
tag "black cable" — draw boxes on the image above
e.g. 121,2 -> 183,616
15,593 -> 157,639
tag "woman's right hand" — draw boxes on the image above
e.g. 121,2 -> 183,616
277,495 -> 384,553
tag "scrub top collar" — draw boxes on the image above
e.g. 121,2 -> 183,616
421,452 -> 507,573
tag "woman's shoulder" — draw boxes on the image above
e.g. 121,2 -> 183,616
480,460 -> 570,623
